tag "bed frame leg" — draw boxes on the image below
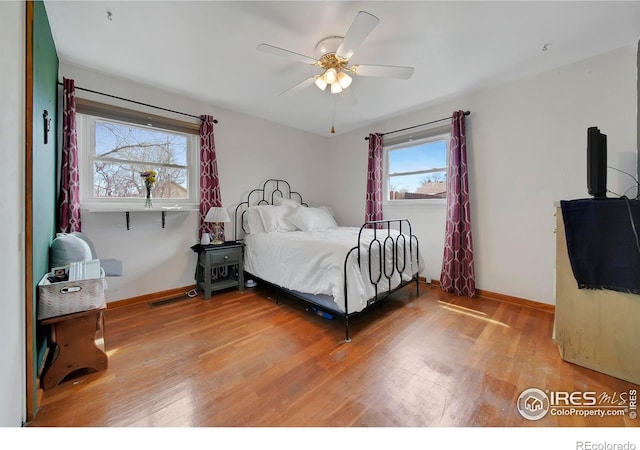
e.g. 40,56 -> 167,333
344,318 -> 351,343
416,277 -> 419,296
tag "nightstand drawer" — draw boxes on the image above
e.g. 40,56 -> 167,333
208,248 -> 241,265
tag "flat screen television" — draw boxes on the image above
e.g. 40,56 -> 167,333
587,126 -> 607,198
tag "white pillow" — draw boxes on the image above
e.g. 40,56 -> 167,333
49,233 -> 93,269
258,205 -> 297,232
245,206 -> 265,234
273,197 -> 300,210
285,206 -> 337,231
316,206 -> 338,228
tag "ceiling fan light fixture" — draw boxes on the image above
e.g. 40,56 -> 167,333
314,76 -> 328,91
324,68 -> 337,84
258,11 -> 414,133
337,71 -> 352,89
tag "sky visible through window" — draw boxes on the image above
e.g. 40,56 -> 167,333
95,121 -> 187,165
389,140 -> 447,192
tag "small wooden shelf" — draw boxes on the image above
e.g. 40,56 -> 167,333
200,276 -> 240,292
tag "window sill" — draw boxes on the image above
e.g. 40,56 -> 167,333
82,203 -> 199,213
384,199 -> 447,207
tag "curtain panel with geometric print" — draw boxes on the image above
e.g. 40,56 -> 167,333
57,77 -> 82,233
440,110 -> 475,297
365,132 -> 384,226
199,115 -> 222,239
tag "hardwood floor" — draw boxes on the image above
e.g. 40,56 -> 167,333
27,283 -> 638,428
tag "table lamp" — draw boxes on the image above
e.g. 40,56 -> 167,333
204,206 -> 231,245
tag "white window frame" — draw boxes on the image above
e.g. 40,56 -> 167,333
77,113 -> 200,212
383,129 -> 451,206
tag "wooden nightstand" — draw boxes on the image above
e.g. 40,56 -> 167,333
192,242 -> 244,299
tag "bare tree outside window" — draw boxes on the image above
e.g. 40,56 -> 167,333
93,121 -> 188,199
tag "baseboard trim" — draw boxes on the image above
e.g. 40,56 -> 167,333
428,279 -> 555,314
107,280 -> 555,315
109,279 -> 430,310
107,285 -> 197,310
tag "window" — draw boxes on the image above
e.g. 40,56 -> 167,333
77,102 -> 199,210
384,130 -> 450,203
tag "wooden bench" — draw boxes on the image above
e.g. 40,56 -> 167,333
41,308 -> 108,390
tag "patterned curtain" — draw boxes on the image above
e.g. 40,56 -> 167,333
199,115 -> 222,239
440,110 -> 475,297
365,133 -> 384,226
57,77 -> 82,233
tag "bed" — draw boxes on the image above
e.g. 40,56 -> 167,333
234,179 -> 424,341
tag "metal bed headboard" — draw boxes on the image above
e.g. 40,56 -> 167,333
234,179 -> 307,241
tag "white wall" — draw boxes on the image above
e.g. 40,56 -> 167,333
328,46 -> 638,305
62,45 -> 638,306
60,63 -> 330,302
0,1 -> 26,427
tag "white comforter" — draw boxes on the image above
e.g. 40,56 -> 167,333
243,227 -> 424,313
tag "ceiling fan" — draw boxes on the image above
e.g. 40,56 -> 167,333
257,11 -> 414,133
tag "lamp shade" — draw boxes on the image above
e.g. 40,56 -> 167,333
204,207 -> 231,223
337,71 -> 352,89
324,68 -> 337,84
330,82 -> 343,94
314,76 -> 328,91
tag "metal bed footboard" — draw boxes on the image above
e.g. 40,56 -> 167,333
341,219 -> 420,342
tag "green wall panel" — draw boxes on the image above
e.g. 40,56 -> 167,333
32,0 -> 58,411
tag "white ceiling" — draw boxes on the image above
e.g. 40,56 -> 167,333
44,1 -> 640,137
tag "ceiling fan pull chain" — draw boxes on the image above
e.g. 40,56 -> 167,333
330,95 -> 337,134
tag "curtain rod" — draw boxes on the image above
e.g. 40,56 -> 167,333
364,111 -> 470,140
57,82 -> 218,123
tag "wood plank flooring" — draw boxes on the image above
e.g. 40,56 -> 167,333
27,283 -> 639,428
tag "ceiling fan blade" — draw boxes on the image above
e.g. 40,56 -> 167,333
336,11 -> 379,60
279,76 -> 317,96
257,43 -> 318,65
351,64 -> 414,80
